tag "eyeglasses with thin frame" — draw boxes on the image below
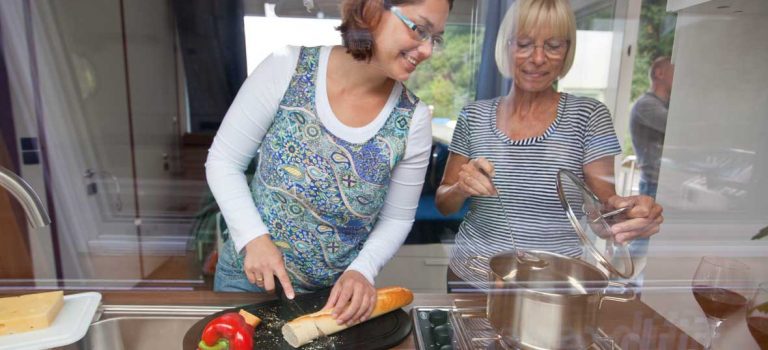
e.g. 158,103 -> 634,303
390,6 -> 444,51
508,37 -> 570,59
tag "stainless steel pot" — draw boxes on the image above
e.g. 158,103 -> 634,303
467,250 -> 635,350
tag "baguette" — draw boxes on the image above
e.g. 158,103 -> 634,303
281,286 -> 414,348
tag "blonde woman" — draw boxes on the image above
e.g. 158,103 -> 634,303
436,0 -> 663,290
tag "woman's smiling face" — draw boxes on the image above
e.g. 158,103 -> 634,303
512,26 -> 568,93
370,0 -> 450,82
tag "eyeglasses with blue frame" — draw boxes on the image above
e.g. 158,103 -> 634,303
390,6 -> 444,51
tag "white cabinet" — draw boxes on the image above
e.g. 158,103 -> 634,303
376,244 -> 453,293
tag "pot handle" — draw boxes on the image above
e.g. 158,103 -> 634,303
598,281 -> 636,309
464,256 -> 490,275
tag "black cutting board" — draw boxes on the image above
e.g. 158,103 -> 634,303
183,289 -> 412,350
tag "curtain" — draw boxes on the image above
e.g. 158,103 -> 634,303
173,0 -> 247,133
0,0 -> 101,280
0,35 -> 20,171
475,0 -> 514,100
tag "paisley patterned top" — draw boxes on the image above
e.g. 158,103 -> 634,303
251,47 -> 419,291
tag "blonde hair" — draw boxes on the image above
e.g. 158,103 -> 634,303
494,0 -> 577,79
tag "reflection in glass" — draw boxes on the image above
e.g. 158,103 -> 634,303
691,256 -> 752,350
747,282 -> 768,350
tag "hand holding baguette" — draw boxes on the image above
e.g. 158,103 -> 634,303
324,270 -> 376,325
281,286 -> 414,348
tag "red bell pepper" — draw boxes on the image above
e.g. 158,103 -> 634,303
198,309 -> 260,350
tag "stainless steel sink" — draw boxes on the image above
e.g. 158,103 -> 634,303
55,305 -> 223,350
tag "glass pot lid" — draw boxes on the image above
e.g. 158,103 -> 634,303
556,169 -> 635,279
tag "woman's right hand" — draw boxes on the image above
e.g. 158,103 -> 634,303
437,154 -> 497,215
455,157 -> 497,197
243,235 -> 296,299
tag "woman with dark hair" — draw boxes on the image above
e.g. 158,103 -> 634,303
206,0 -> 453,325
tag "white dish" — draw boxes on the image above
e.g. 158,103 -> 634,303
0,292 -> 102,350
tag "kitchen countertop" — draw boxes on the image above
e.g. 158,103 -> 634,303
91,291 -> 704,349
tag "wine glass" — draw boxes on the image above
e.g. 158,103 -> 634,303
691,256 -> 752,349
747,282 -> 768,350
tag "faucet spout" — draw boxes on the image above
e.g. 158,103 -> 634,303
0,166 -> 51,228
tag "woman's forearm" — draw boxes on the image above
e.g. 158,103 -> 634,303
435,183 -> 469,215
583,156 -> 618,203
435,152 -> 472,215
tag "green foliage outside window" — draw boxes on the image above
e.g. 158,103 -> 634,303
623,0 -> 676,155
631,0 -> 677,102
407,25 -> 484,120
405,0 -> 676,120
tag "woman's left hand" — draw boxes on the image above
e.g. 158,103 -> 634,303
606,195 -> 664,243
323,270 -> 376,326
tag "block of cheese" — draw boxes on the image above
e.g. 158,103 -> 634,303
0,291 -> 64,336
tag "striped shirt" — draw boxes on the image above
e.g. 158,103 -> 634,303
448,93 -> 622,288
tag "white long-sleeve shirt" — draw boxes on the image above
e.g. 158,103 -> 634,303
205,46 -> 432,283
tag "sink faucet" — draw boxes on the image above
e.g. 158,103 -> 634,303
0,165 -> 51,227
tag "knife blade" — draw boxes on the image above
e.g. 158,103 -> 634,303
275,278 -> 335,349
